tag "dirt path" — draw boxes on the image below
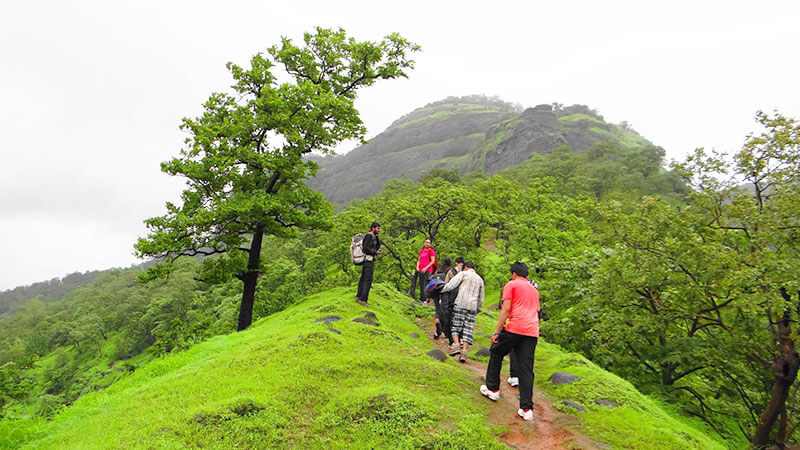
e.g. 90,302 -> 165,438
421,319 -> 599,450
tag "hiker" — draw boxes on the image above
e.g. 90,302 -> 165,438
431,257 -> 456,340
355,222 -> 382,306
440,261 -> 484,363
410,238 -> 436,302
439,256 -> 464,344
507,276 -> 539,387
454,256 -> 465,273
480,262 -> 540,422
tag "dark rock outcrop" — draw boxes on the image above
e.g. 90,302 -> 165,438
475,347 -> 491,357
561,401 -> 587,413
549,372 -> 581,385
314,315 -> 342,324
595,398 -> 617,408
426,349 -> 448,362
353,318 -> 378,327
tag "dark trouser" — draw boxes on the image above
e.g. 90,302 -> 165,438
438,291 -> 454,343
357,260 -> 374,302
486,329 -> 538,410
509,350 -> 534,379
409,270 -> 431,302
432,292 -> 445,332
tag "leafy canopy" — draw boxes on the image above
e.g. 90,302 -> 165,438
134,28 -> 420,280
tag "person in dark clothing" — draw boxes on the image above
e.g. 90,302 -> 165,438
433,257 -> 456,340
356,222 -> 382,306
440,256 -> 464,344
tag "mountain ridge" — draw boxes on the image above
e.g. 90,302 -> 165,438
309,95 -> 653,207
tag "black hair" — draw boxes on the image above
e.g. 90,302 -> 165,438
441,257 -> 452,269
455,256 -> 465,264
510,261 -> 529,278
465,261 -> 476,269
370,221 -> 381,229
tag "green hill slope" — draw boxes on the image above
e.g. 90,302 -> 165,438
2,285 -> 728,449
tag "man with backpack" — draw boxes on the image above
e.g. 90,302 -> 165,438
480,262 -> 540,422
355,222 -> 382,306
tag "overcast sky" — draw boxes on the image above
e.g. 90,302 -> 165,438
1,1 -> 798,290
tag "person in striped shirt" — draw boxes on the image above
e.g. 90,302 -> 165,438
440,261 -> 484,363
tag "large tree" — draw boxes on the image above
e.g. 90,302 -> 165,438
573,112 -> 800,445
135,28 -> 419,331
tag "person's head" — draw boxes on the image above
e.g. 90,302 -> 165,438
423,238 -> 432,248
441,257 -> 452,269
510,261 -> 529,279
455,256 -> 465,267
464,261 -> 475,271
370,221 -> 381,235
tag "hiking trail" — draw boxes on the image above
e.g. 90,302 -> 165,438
420,318 -> 600,450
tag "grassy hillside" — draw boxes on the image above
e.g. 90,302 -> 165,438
2,285 -> 730,449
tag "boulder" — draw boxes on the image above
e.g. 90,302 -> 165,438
410,333 -> 420,339
594,398 -> 617,408
313,315 -> 342,324
364,311 -> 378,321
561,401 -> 587,413
426,349 -> 448,362
549,372 -> 581,385
475,347 -> 491,357
353,318 -> 378,327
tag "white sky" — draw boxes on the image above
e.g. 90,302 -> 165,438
1,0 -> 798,290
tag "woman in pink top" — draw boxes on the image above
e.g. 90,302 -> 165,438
410,238 -> 436,303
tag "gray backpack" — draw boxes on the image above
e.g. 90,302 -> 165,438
350,233 -> 366,265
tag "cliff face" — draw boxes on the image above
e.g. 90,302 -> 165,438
308,97 -> 517,206
309,97 -> 651,206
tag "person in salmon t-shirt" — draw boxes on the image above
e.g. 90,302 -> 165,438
480,261 -> 540,422
410,238 -> 436,302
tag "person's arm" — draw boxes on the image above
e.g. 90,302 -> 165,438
491,298 -> 511,344
441,271 -> 463,293
477,280 -> 484,313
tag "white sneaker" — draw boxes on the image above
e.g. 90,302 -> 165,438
480,385 -> 500,401
507,377 -> 519,387
518,408 -> 534,421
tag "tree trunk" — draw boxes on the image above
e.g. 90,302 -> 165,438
752,312 -> 800,447
237,226 -> 264,331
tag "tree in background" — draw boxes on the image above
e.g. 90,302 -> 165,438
135,28 -> 419,331
569,112 -> 800,445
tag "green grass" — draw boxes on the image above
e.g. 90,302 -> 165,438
2,285 -> 506,449
471,308 -> 734,449
2,284 -> 733,449
558,113 -> 605,125
389,105 -> 507,131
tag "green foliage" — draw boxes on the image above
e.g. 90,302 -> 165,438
134,27 -> 419,330
501,141 -> 687,201
554,112 -> 800,445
